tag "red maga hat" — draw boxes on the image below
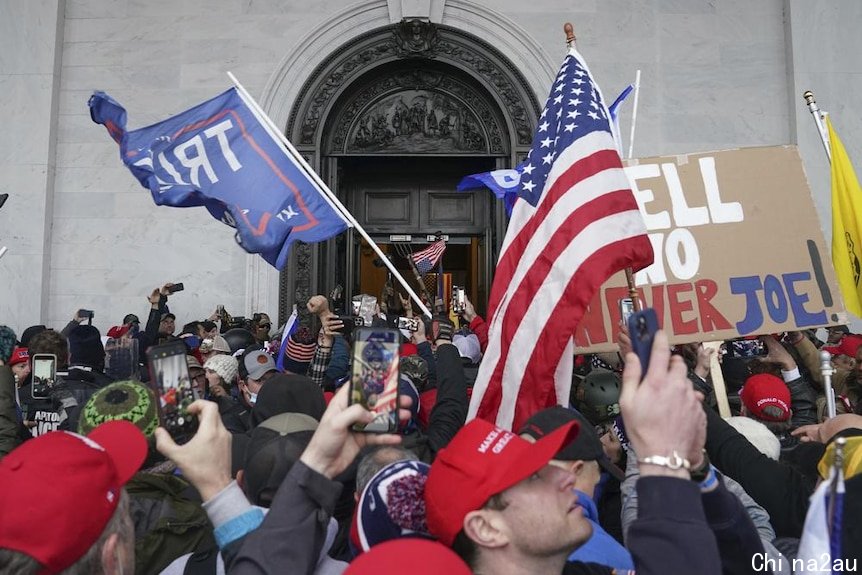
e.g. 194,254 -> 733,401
0,420 -> 147,573
740,373 -> 791,422
424,417 -> 578,546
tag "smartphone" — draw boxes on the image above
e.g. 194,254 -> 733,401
31,354 -> 57,400
627,308 -> 659,376
78,309 -> 94,319
334,315 -> 364,334
728,339 -> 767,358
452,286 -> 466,314
618,298 -> 637,325
397,316 -> 419,332
349,328 -> 400,433
146,340 -> 198,439
167,283 -> 185,294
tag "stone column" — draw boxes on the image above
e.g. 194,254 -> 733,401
0,0 -> 65,334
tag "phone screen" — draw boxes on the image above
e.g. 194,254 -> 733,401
730,339 -> 767,358
31,354 -> 57,400
618,298 -> 636,324
146,340 -> 198,439
349,328 -> 400,433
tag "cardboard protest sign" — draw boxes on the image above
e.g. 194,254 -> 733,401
574,145 -> 847,353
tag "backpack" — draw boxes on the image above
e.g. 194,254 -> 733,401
126,472 -> 217,575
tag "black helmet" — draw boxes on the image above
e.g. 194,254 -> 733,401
578,368 -> 622,426
222,328 -> 258,354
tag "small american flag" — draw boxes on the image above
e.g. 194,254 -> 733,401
468,47 -> 653,431
411,240 -> 446,275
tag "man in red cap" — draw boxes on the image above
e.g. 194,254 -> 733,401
423,331 -> 721,575
740,373 -> 792,425
7,347 -> 30,386
0,420 -> 148,574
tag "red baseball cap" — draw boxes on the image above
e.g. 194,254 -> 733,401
740,373 -> 791,422
424,417 -> 579,546
345,539 -> 471,574
8,346 -> 28,367
0,420 -> 147,573
107,324 -> 132,339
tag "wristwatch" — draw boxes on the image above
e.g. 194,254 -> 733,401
638,451 -> 691,471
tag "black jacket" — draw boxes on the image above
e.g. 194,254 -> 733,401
401,342 -> 468,463
705,405 -> 815,538
0,367 -> 20,458
57,366 -> 114,432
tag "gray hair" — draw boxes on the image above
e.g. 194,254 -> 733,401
356,446 -> 418,494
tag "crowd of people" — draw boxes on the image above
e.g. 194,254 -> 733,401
0,283 -> 860,574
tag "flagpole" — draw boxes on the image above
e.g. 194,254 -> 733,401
570,23 -> 642,314
820,349 -> 838,419
802,91 -> 831,162
227,72 -> 432,318
627,69 -> 641,160
827,436 -> 846,541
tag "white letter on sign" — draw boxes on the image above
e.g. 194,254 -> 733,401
626,164 -> 671,231
700,157 -> 743,223
662,163 -> 709,227
665,228 -> 700,280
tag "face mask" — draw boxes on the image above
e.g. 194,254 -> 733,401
248,392 -> 258,405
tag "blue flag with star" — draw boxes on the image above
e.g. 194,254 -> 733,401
89,88 -> 350,270
519,54 -> 613,206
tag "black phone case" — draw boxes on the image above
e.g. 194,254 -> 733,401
628,308 -> 659,375
146,340 -> 197,440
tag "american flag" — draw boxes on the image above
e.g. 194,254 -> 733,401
411,240 -> 447,275
468,47 -> 654,431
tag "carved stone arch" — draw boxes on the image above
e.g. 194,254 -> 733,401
251,3 -> 552,322
285,22 -> 541,158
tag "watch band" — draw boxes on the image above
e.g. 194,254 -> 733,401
637,451 -> 691,471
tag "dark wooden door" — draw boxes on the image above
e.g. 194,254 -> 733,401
340,156 -> 496,313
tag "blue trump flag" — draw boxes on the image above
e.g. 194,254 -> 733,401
89,88 -> 349,269
457,167 -> 521,217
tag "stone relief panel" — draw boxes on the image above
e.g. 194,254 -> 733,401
291,21 -> 538,149
344,89 -> 488,154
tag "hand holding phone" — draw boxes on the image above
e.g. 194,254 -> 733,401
349,328 -> 400,433
31,354 -> 57,400
627,308 -> 659,378
147,340 -> 198,441
167,283 -> 185,294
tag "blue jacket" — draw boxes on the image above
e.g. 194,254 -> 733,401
567,489 -> 634,571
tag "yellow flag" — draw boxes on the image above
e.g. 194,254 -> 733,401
827,116 -> 862,317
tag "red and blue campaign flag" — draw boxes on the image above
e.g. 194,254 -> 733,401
468,48 -> 653,431
89,88 -> 349,269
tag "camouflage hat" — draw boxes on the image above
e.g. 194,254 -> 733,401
79,380 -> 159,437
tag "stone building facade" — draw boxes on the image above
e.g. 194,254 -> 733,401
2,0 -> 861,334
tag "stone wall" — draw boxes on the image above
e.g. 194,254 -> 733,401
1,0 -> 861,335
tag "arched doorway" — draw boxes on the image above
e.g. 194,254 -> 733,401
279,20 -> 541,320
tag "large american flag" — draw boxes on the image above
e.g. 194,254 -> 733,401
468,47 -> 654,431
411,240 -> 447,275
